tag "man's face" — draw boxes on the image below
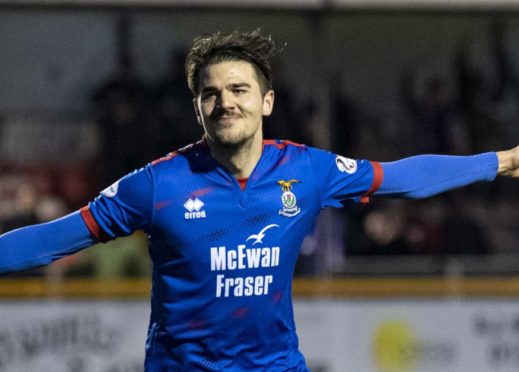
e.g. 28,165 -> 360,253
194,61 -> 274,148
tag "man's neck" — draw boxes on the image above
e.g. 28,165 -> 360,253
206,135 -> 263,179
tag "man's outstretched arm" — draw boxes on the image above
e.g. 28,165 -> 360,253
375,149 -> 514,199
0,211 -> 96,274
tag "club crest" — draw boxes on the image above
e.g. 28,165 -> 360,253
277,179 -> 301,217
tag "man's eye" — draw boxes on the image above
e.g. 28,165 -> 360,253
234,89 -> 247,95
202,93 -> 216,100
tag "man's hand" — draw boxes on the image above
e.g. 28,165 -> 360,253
497,146 -> 519,177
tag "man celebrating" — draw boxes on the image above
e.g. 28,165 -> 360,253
2,29 -> 519,371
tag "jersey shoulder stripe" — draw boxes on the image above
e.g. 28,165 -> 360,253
263,139 -> 306,150
151,152 -> 179,166
151,140 -> 203,166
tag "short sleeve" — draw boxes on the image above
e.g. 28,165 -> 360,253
80,165 -> 155,242
307,147 -> 383,208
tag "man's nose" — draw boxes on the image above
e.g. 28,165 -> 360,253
217,90 -> 234,109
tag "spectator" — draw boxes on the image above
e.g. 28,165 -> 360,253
152,47 -> 201,156
400,71 -> 457,154
91,55 -> 152,184
440,194 -> 491,255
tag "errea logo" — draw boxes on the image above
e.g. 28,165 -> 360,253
184,198 -> 206,220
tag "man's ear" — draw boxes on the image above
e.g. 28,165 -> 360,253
262,90 -> 275,117
193,98 -> 203,126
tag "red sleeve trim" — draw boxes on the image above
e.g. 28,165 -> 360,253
80,206 -> 108,242
360,161 -> 384,204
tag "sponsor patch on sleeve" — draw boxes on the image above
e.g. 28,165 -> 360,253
101,180 -> 120,198
335,155 -> 357,174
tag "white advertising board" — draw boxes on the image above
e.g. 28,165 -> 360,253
296,299 -> 519,372
0,300 -> 149,372
2,298 -> 519,371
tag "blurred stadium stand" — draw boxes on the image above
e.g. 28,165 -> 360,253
1,0 -> 519,280
2,2 -> 519,372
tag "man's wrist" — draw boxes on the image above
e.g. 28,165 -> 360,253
496,146 -> 519,177
496,150 -> 512,175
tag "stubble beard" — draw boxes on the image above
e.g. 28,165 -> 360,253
211,130 -> 253,149
206,119 -> 261,150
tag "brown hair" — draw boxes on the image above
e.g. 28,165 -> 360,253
186,29 -> 280,96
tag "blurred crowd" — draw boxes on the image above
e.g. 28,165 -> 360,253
304,23 -> 519,274
2,22 -> 519,278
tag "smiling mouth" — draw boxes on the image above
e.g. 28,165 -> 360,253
214,115 -> 241,124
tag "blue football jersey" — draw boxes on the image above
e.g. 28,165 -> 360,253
81,139 -> 382,371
